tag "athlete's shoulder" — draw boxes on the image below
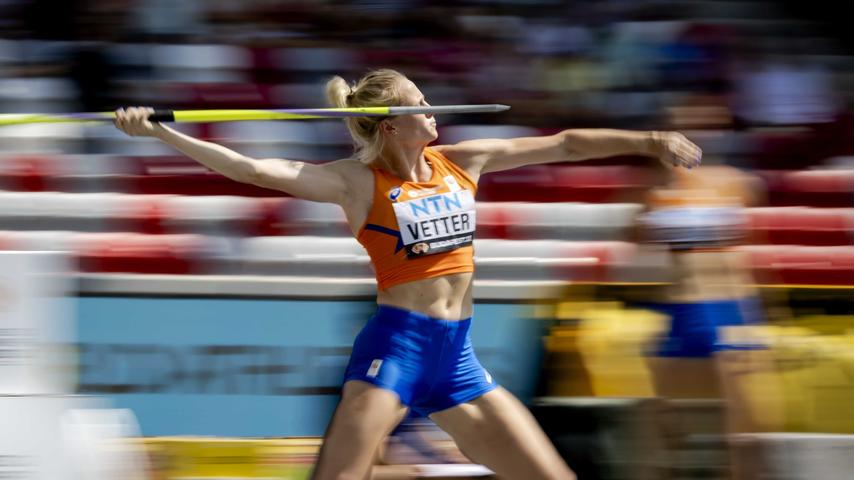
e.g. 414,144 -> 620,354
429,145 -> 481,185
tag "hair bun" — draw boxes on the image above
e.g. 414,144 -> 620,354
325,75 -> 351,108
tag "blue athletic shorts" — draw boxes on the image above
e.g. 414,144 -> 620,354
343,305 -> 497,416
641,297 -> 766,358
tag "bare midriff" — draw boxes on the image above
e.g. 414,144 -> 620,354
376,271 -> 474,320
665,250 -> 757,302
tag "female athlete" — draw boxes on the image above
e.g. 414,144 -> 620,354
114,68 -> 701,480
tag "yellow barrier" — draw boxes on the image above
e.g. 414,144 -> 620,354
141,437 -> 320,479
770,328 -> 854,433
544,303 -> 854,434
544,301 -> 667,397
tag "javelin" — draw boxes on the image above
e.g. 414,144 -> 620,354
0,105 -> 510,126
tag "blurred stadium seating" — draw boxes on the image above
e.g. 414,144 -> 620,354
3,1 -> 854,478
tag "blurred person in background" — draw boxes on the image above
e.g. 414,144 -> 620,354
636,160 -> 783,478
113,67 -> 701,480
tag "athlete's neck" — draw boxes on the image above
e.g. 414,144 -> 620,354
377,142 -> 432,183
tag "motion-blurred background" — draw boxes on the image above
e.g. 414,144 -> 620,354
0,1 -> 853,479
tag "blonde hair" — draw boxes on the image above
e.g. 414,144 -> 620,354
326,69 -> 407,164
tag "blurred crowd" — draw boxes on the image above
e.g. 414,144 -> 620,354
1,0 -> 853,138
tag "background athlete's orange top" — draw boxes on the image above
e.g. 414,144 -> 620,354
357,147 -> 478,290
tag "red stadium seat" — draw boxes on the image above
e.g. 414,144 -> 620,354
740,245 -> 854,286
550,166 -> 652,203
478,165 -> 653,203
246,198 -> 294,237
760,170 -> 854,207
74,233 -> 207,274
475,202 -> 513,239
0,154 -> 63,191
747,207 -> 853,246
128,195 -> 170,235
476,166 -> 556,202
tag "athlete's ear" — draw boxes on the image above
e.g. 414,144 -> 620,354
380,119 -> 397,135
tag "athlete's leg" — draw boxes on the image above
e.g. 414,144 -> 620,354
429,387 -> 576,480
312,380 -> 409,480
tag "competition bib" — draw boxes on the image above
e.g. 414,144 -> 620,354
392,189 -> 476,258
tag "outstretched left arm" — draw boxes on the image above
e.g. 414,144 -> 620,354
437,129 -> 702,180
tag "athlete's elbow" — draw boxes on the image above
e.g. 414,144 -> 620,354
234,157 -> 269,185
561,129 -> 606,162
560,130 -> 586,162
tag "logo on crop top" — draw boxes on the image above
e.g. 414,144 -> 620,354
443,175 -> 461,192
391,190 -> 476,259
407,186 -> 440,198
388,187 -> 402,202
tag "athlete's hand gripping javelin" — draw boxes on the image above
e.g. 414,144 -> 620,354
113,107 -> 163,137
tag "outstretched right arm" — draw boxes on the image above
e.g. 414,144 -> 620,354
114,107 -> 349,204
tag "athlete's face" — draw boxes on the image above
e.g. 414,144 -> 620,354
381,80 -> 438,145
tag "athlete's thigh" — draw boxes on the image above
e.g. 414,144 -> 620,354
429,387 -> 575,480
648,357 -> 721,398
312,380 -> 409,480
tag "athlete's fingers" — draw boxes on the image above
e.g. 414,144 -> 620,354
113,108 -> 128,133
661,132 -> 702,169
129,107 -> 145,122
676,139 -> 702,167
141,107 -> 156,130
129,108 -> 143,129
673,143 -> 700,168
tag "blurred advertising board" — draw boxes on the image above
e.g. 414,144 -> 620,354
76,297 -> 545,437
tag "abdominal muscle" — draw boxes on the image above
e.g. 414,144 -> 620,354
665,250 -> 757,303
376,271 -> 474,320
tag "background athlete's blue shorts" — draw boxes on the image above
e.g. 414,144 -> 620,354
343,305 -> 497,416
640,297 -> 766,357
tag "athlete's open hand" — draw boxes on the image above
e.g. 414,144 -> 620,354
113,107 -> 164,137
652,131 -> 702,170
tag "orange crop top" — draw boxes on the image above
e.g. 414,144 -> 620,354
357,147 -> 478,291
